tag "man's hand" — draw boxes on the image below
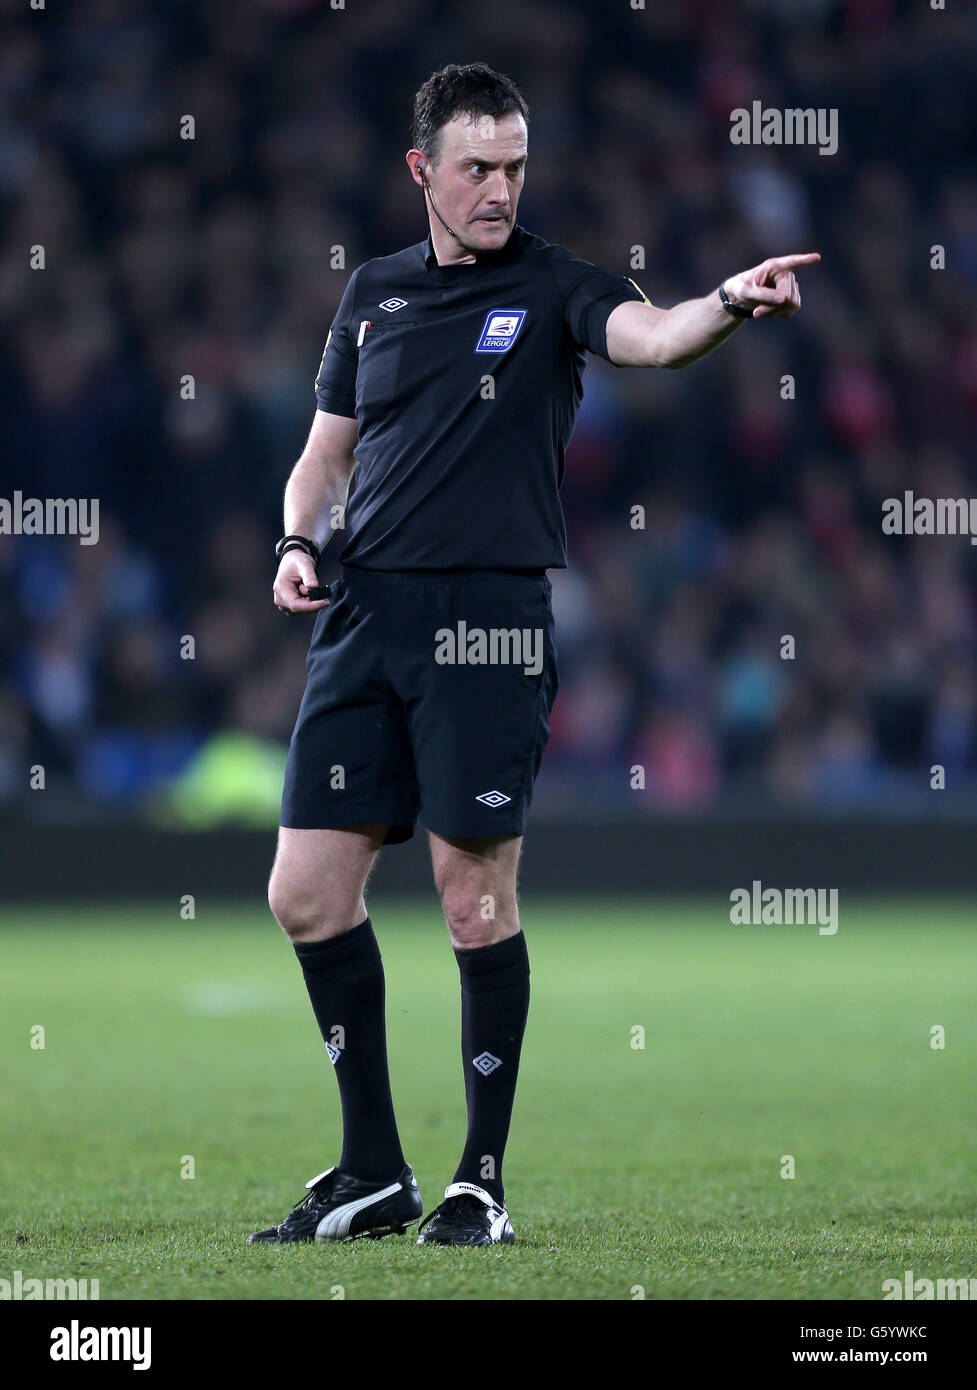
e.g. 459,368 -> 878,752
273,548 -> 331,616
723,252 -> 820,319
606,252 -> 821,367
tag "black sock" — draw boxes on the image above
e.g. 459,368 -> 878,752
452,930 -> 530,1205
293,918 -> 405,1184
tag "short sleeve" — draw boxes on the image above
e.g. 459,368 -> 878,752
315,267 -> 361,417
551,248 -> 649,362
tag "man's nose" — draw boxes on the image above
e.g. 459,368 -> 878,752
486,169 -> 510,204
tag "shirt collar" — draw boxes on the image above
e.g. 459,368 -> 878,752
423,224 -> 522,269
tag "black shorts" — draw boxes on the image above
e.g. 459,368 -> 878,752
281,567 -> 559,843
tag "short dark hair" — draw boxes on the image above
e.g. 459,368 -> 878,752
411,63 -> 529,166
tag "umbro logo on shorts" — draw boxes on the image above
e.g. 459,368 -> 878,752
379,297 -> 408,312
475,790 -> 511,807
474,309 -> 526,353
325,1042 -> 342,1065
472,1051 -> 502,1075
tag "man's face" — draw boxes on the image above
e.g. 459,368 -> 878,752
419,111 -> 528,256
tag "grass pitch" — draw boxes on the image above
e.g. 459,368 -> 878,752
1,898 -> 974,1300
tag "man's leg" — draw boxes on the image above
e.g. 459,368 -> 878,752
267,823 -> 406,1182
429,831 -> 529,1206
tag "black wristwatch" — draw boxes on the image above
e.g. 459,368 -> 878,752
718,282 -> 753,319
275,534 -> 320,563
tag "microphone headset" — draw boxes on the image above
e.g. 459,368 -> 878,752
417,163 -> 458,240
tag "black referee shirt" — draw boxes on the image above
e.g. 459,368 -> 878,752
314,224 -> 647,571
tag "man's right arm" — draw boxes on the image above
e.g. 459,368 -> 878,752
273,410 -> 358,615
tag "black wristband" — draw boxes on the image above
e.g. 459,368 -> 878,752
276,534 -> 320,563
719,282 -> 753,319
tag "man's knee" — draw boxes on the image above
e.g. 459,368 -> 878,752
438,877 -> 518,949
431,834 -> 521,948
268,826 -> 381,943
267,867 -> 316,940
267,865 -> 361,943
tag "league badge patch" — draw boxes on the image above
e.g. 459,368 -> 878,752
474,309 -> 527,353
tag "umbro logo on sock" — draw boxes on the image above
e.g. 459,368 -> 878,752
472,1051 -> 502,1075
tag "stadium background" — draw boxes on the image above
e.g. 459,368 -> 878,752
2,0 -> 977,1309
3,0 -> 977,896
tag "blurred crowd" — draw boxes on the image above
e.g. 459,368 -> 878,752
2,0 -> 977,821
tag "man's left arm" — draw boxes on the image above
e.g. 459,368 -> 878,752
605,253 -> 820,369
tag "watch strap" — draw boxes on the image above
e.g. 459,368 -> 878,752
719,282 -> 753,319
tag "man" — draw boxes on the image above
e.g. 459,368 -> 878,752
248,62 -> 818,1247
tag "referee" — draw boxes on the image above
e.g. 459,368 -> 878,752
248,62 -> 818,1247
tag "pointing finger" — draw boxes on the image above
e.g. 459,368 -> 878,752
765,252 -> 821,273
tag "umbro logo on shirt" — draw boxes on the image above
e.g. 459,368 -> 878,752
379,297 -> 408,312
475,308 -> 527,353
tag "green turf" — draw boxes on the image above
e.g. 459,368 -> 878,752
1,898 -> 974,1300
